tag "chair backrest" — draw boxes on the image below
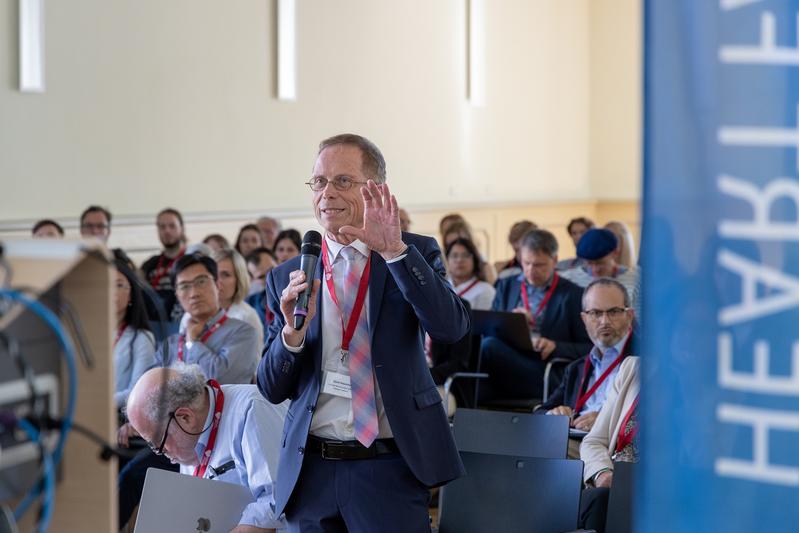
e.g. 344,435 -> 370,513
438,453 -> 583,533
605,461 -> 637,533
452,407 -> 570,458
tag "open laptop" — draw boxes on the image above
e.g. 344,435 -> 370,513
134,468 -> 253,533
471,310 -> 535,353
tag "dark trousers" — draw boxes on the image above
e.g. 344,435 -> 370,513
285,450 -> 431,533
579,487 -> 610,533
117,448 -> 179,529
478,337 -> 546,400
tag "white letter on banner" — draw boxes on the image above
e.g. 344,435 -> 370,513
718,107 -> 799,172
718,333 -> 799,395
717,249 -> 799,325
720,0 -> 764,10
720,11 -> 799,65
716,404 -> 799,486
718,174 -> 799,240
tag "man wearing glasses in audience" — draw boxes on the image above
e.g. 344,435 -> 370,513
79,205 -> 112,243
535,278 -> 636,458
157,253 -> 260,385
125,363 -> 287,532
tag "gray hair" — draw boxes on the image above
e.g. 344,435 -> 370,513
140,363 -> 207,424
318,133 -> 387,183
582,277 -> 631,310
521,229 -> 559,257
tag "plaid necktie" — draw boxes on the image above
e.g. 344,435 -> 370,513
338,246 -> 378,447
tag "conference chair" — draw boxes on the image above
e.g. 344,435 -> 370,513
604,461 -> 636,533
452,407 -> 570,459
437,452 -> 584,533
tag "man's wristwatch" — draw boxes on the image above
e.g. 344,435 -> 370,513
590,468 -> 612,486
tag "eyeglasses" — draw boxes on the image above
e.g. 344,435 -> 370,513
81,223 -> 109,231
176,274 -> 214,295
448,253 -> 474,261
115,282 -> 131,292
148,412 -> 175,456
582,307 -> 629,321
305,176 -> 368,192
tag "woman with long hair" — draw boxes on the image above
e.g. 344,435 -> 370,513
113,259 -> 156,407
273,229 -> 302,264
445,238 -> 496,310
213,249 -> 265,348
235,223 -> 265,258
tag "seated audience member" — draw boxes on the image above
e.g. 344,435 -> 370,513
141,208 -> 187,322
256,216 -> 281,250
442,220 -> 497,285
157,253 -> 259,384
273,229 -> 301,264
203,233 -> 230,253
495,220 -> 538,281
245,248 -> 278,332
113,259 -> 157,408
181,249 -> 264,350
536,278 -> 635,458
480,229 -> 591,401
560,228 -> 640,310
439,212 -> 466,241
32,219 -> 64,238
79,205 -> 112,243
398,208 -> 412,232
125,364 -> 287,532
604,220 -> 637,268
236,223 -> 265,259
579,356 -> 641,533
557,216 -> 595,271
445,238 -> 495,310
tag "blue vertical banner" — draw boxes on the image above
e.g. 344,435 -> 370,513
643,1 -> 799,531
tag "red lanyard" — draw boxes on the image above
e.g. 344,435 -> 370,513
456,279 -> 480,297
115,322 -> 127,346
194,379 -> 225,478
573,333 -> 632,415
615,393 -> 639,453
150,248 -> 185,288
519,273 -> 559,328
178,313 -> 229,362
321,241 -> 371,358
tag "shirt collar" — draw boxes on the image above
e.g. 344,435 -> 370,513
194,385 -> 216,459
517,272 -> 554,291
324,236 -> 370,261
588,329 -> 631,368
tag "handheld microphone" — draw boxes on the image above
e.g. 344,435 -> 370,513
293,230 -> 322,330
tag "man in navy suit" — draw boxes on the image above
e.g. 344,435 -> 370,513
257,134 -> 469,532
481,229 -> 592,401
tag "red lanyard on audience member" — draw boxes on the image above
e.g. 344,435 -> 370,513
150,248 -> 185,288
194,380 -> 225,478
614,393 -> 639,453
321,241 -> 371,359
573,333 -> 632,415
177,313 -> 229,362
457,279 -> 480,297
519,273 -> 559,329
115,322 -> 127,346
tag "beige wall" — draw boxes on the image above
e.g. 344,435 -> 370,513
0,0 -> 642,259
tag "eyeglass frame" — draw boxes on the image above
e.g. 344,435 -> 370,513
581,307 -> 630,321
304,175 -> 369,192
175,274 -> 215,295
80,222 -> 110,231
148,412 -> 175,456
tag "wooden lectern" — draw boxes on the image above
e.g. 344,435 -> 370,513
1,238 -> 116,532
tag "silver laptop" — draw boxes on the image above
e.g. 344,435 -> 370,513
135,468 -> 253,533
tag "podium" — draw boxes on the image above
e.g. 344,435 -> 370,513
0,238 -> 116,532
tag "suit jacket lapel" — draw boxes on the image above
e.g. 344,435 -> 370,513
368,251 -> 387,345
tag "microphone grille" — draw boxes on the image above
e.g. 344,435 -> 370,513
301,230 -> 323,255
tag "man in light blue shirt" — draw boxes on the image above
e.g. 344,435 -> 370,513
127,364 -> 288,532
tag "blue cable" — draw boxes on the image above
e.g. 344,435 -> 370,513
0,289 -> 77,521
16,418 -> 55,533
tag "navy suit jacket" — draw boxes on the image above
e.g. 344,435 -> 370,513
536,332 -> 637,413
257,232 -> 469,515
491,274 -> 592,361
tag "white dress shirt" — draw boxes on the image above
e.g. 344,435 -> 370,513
450,276 -> 496,311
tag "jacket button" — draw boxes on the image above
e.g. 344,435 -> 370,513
298,446 -> 304,454
307,404 -> 315,412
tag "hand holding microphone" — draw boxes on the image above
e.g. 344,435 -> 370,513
279,231 -> 322,346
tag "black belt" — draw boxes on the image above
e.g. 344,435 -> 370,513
306,435 -> 399,460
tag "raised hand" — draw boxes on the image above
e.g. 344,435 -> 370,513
339,180 -> 406,260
